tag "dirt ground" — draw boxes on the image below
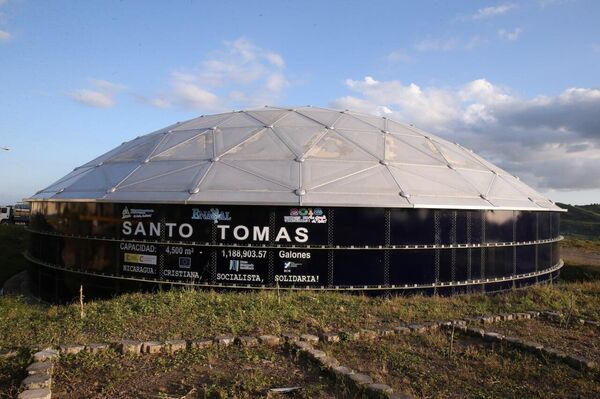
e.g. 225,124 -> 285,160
562,246 -> 600,267
319,332 -> 600,399
52,346 -> 339,399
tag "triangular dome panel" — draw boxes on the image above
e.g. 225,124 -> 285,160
118,161 -> 209,192
305,131 -> 378,161
303,159 -> 378,190
296,108 -> 342,127
220,128 -> 295,160
337,129 -> 385,159
153,131 -> 213,161
385,135 -> 448,166
334,114 -> 380,131
173,113 -> 233,131
311,165 -> 399,195
245,109 -> 289,126
273,126 -> 327,157
199,162 -> 291,192
222,159 -> 300,188
388,164 -> 480,198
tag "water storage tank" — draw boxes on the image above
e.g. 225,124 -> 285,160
26,106 -> 564,301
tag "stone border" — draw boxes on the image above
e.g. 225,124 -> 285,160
18,348 -> 58,399
287,339 -> 411,399
540,311 -> 600,329
441,318 -> 598,372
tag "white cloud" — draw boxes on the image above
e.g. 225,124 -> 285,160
538,0 -> 573,7
386,49 -> 414,63
68,90 -> 114,108
498,27 -> 523,41
0,29 -> 10,42
171,82 -> 219,110
331,76 -> 600,192
67,79 -> 126,108
471,3 -> 517,19
414,35 -> 488,52
414,37 -> 459,52
152,38 -> 288,112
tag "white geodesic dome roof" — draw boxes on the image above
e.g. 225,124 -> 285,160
30,106 -> 562,211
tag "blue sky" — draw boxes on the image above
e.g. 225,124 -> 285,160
1,0 -> 599,204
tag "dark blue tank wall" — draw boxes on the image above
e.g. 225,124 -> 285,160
26,202 -> 562,302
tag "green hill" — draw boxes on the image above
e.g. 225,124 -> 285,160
557,203 -> 600,239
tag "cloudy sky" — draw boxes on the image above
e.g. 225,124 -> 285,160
1,0 -> 599,205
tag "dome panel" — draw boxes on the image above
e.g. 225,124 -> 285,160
66,162 -> 139,193
334,114 -> 380,131
455,169 -> 495,195
385,120 -> 423,136
37,166 -> 96,195
214,127 -> 265,156
245,109 -> 289,126
487,175 -> 532,199
273,125 -> 327,157
217,112 -> 264,128
305,131 -> 377,161
152,131 -> 213,161
220,128 -> 294,160
117,161 -> 209,192
172,113 -> 233,131
337,129 -> 385,159
310,165 -> 400,195
221,159 -> 300,189
348,112 -> 386,130
296,108 -> 342,126
275,111 -> 322,127
385,135 -> 447,166
199,162 -> 291,192
151,130 -> 209,158
388,164 -> 481,198
303,159 -> 378,190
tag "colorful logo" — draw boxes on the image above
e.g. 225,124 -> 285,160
122,207 -> 154,220
283,261 -> 301,273
192,208 -> 232,224
178,257 -> 192,269
284,208 -> 327,224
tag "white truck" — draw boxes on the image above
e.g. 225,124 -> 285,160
0,203 -> 30,224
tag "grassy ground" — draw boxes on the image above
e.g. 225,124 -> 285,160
320,332 -> 600,398
52,346 -> 336,399
1,236 -> 600,348
0,280 -> 599,349
0,348 -> 31,399
0,224 -> 28,287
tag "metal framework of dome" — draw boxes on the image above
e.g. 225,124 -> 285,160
30,106 -> 562,211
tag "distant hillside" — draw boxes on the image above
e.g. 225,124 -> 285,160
557,203 -> 600,239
